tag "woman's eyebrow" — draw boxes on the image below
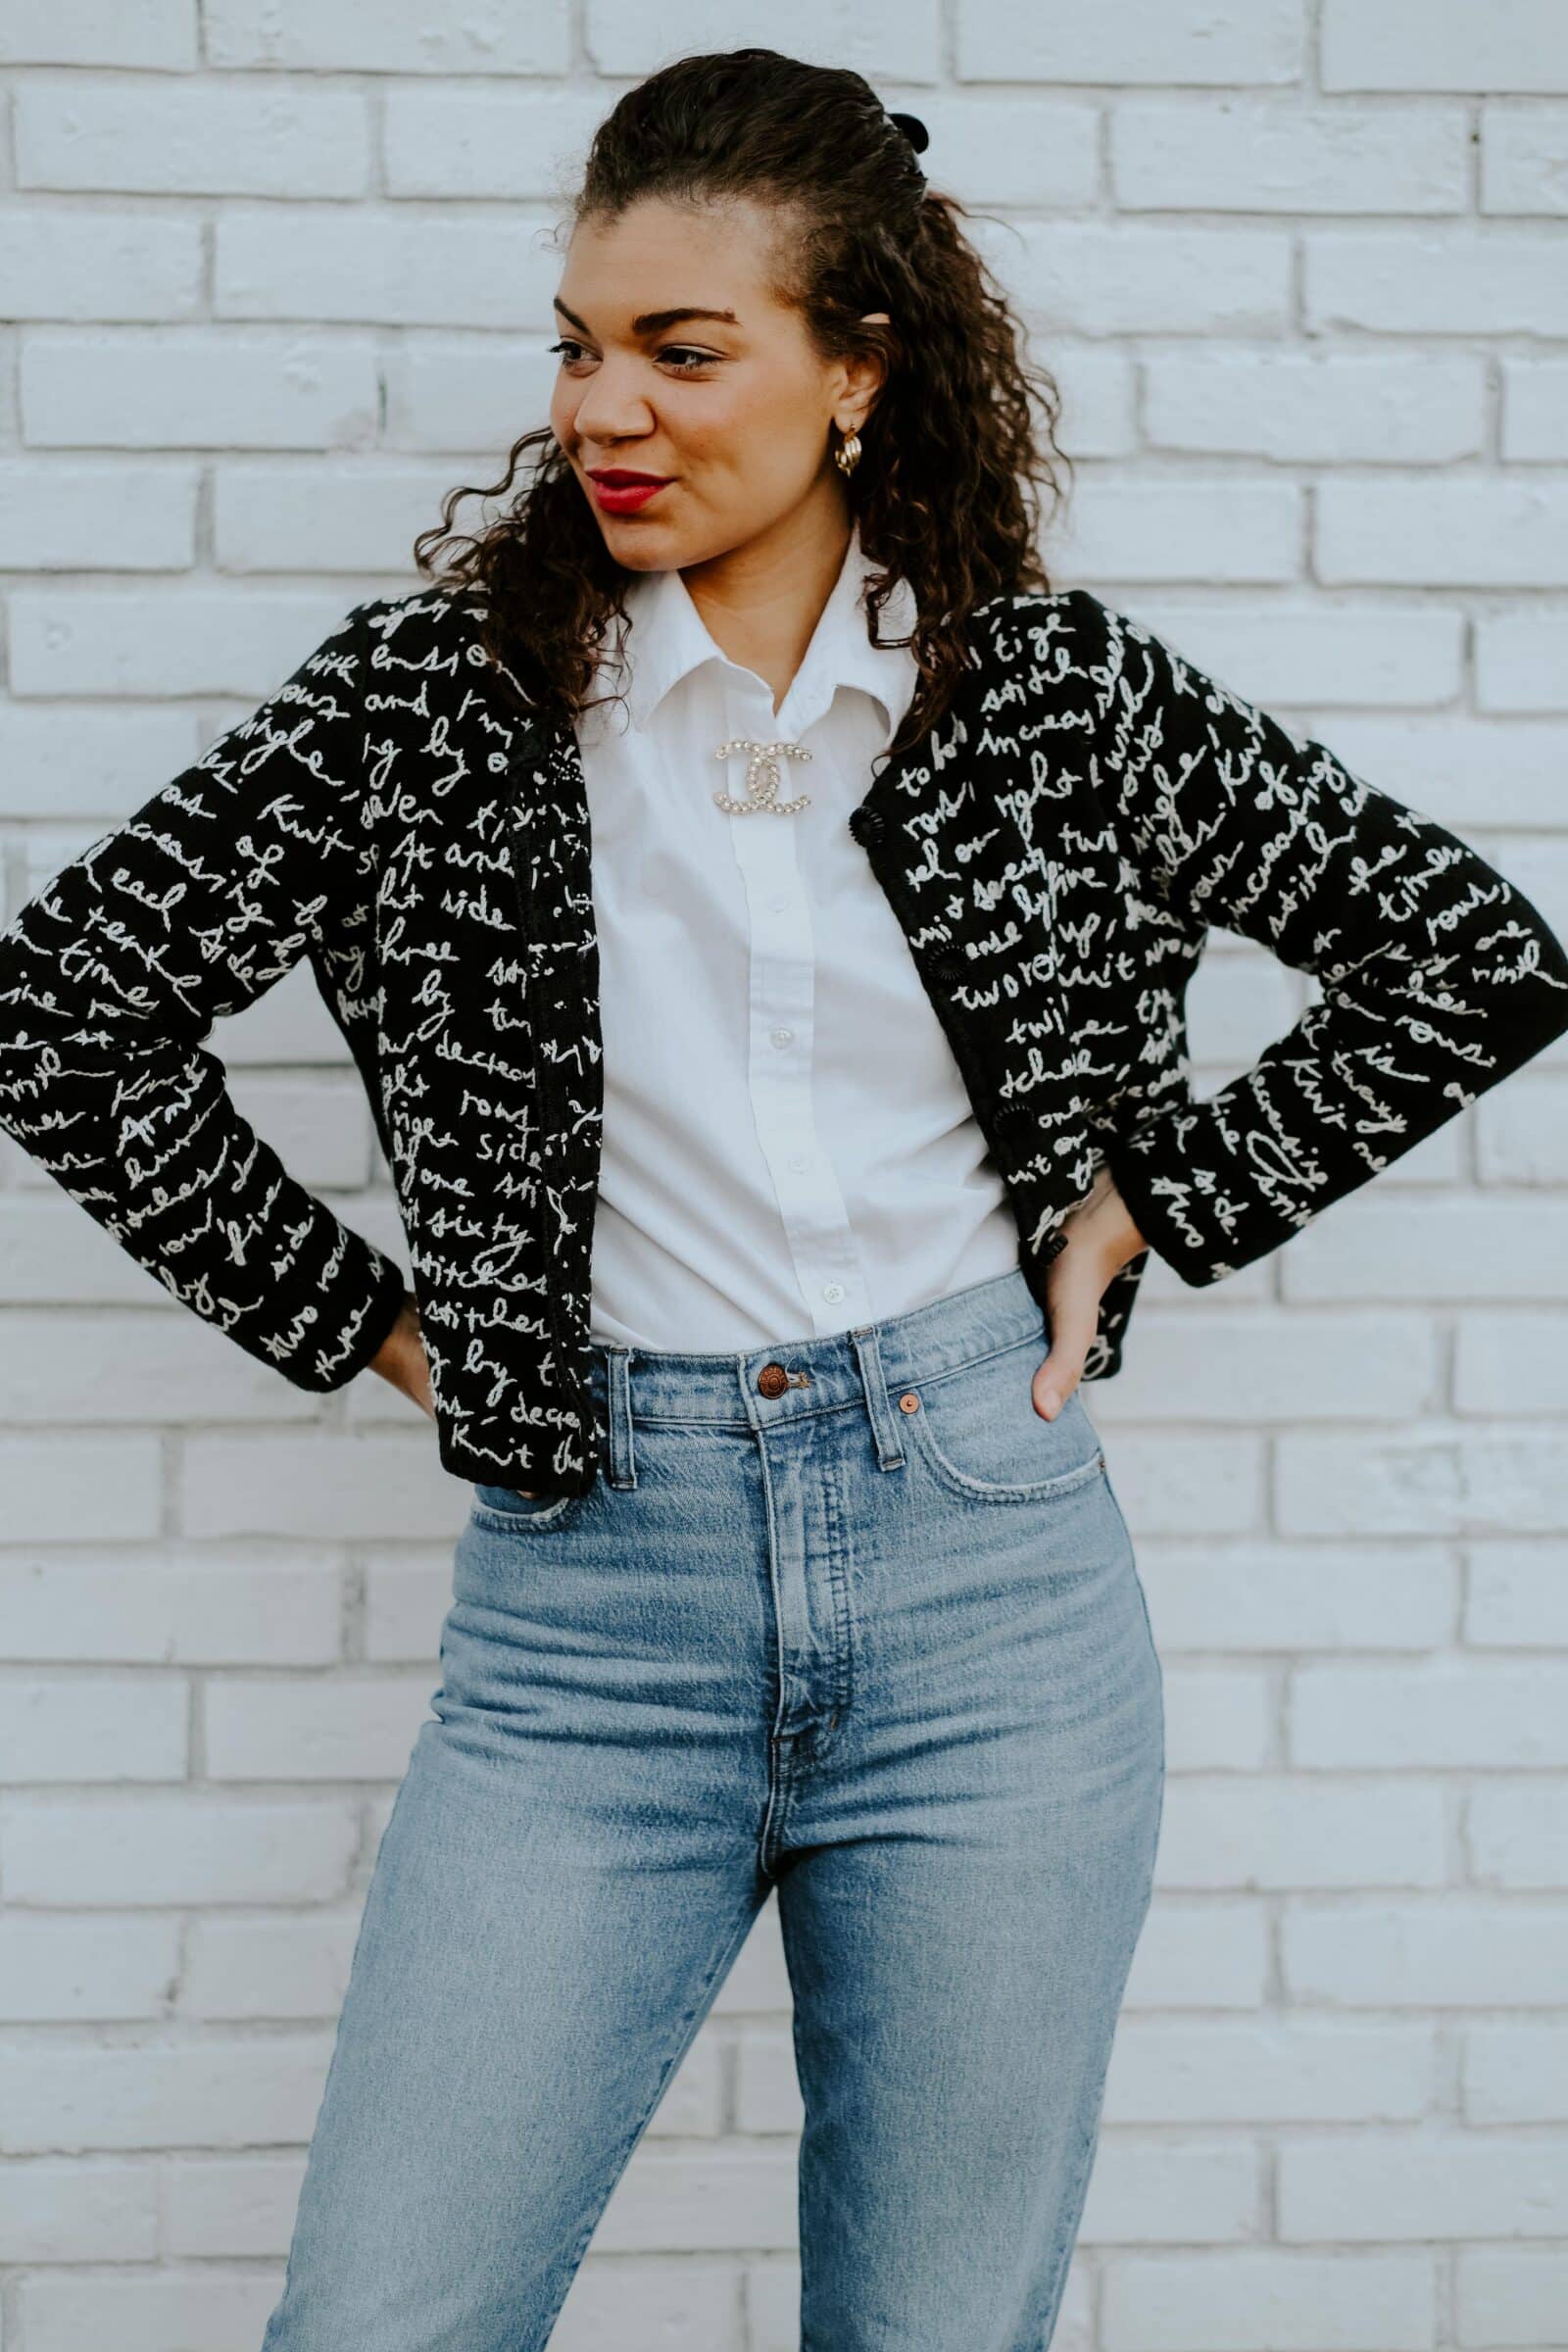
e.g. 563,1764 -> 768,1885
552,297 -> 741,336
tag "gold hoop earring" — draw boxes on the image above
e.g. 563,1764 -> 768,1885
833,426 -> 862,478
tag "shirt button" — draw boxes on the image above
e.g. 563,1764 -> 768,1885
788,1152 -> 808,1172
770,894 -> 788,913
770,1027 -> 794,1050
822,1282 -> 846,1303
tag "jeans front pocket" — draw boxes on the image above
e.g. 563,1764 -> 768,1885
469,1479 -> 588,1534
899,1335 -> 1107,1505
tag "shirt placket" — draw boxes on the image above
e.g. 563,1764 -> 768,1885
723,678 -> 872,1335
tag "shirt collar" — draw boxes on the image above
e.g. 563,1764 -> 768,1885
606,522 -> 919,741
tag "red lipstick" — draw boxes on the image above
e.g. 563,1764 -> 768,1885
587,466 -> 671,515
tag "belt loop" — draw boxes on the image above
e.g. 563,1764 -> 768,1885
851,1324 -> 907,1472
604,1348 -> 637,1489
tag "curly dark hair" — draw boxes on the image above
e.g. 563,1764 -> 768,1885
411,46 -> 1072,763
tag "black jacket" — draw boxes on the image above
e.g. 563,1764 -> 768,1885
3,583 -> 1566,1498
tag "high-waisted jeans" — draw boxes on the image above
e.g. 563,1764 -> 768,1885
259,1265 -> 1165,2351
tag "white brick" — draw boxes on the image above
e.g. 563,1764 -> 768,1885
585,0 -> 937,78
1455,1308 -> 1568,1412
363,1552 -> 451,1661
592,2147 -> 799,2253
1284,1898 -> 1568,2005
1144,351 -> 1486,463
1096,1431 -> 1263,1537
1474,1077 -> 1568,1185
216,205 -> 560,330
646,2034 -> 723,2138
1102,596 -> 1463,708
203,1672 -> 433,1781
0,1433 -> 163,1542
385,332 -> 562,454
1293,1659 -> 1568,1768
1305,227 -> 1568,335
1276,1430 -> 1568,1538
1477,606 -> 1568,710
1156,1779 -> 1446,1890
733,2027 -> 801,2134
0,2157 -> 158,2261
710,1903 -> 790,2018
1467,1784 -> 1568,1888
1165,1667 -> 1272,1770
1318,473 -> 1568,587
1122,1897 -> 1269,2009
1280,2130 -> 1568,2240
0,2034 -> 334,2153
1464,2022 -> 1568,2122
0,1914 -> 179,2022
1052,347 -> 1141,462
1456,2247 -> 1568,2346
1104,1311 -> 1439,1425
0,1796 -> 359,1904
227,1073 -> 372,1188
15,78 -> 369,197
0,207 -> 201,323
1501,356 -> 1568,458
1057,476 -> 1299,584
1482,102 -> 1568,214
21,327 -> 380,451
1001,220 -> 1291,335
163,2151 -> 304,2255
1102,2248 -> 1438,2351
0,702 -> 199,818
1322,0 -> 1568,95
1112,98 -> 1467,213
206,0 -> 569,74
553,2258 -> 743,2352
1138,1542 -> 1456,1653
182,1908 -> 358,2020
1465,1544 -> 1568,1650
0,1309 -> 320,1423
1294,712 -> 1568,831
1103,2019 -> 1434,2124
9,585 -> 374,698
0,1673 -> 186,1782
889,97 -> 1101,210
0,1551 -> 341,1667
1279,1196 -> 1568,1305
382,85 -> 652,203
957,0 -> 1302,85
16,2267 -> 281,2352
0,2 -> 195,70
0,460 -> 197,569
1079,2135 -> 1261,2243
178,1435 -> 461,1542
214,460 -> 465,573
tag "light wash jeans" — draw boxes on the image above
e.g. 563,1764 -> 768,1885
260,1266 -> 1165,2351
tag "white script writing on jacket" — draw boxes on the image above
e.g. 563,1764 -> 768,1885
2,582 -> 1566,1498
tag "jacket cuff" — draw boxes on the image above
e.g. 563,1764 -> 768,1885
317,1250 -> 413,1390
1102,1118 -> 1235,1289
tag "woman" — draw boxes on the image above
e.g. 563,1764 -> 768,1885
3,46 -> 1566,2352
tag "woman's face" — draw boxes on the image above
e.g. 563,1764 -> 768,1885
549,195 -> 885,572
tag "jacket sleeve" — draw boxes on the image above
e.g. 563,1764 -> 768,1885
0,598 -> 410,1391
1079,590 -> 1568,1287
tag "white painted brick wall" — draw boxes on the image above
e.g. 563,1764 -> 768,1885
1,6 -> 1566,2347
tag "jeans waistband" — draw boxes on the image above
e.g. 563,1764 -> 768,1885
586,1266 -> 1047,1489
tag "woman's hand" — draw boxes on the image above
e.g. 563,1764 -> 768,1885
368,1293 -> 436,1418
368,1297 -> 541,1495
1032,1167 -> 1149,1422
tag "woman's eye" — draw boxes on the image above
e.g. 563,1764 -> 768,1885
548,339 -> 716,375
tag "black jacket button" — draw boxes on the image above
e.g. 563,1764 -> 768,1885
851,808 -> 884,844
932,951 -> 963,985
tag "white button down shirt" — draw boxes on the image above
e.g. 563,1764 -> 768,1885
577,521 -> 1021,1351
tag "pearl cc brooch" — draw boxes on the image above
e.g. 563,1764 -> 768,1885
712,737 -> 814,817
